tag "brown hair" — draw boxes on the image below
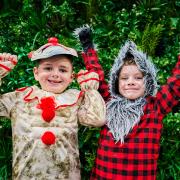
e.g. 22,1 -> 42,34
123,57 -> 136,66
121,57 -> 145,76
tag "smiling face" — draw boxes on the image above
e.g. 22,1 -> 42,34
118,64 -> 145,100
33,55 -> 73,94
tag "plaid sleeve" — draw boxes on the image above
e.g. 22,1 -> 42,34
81,49 -> 110,101
156,54 -> 180,116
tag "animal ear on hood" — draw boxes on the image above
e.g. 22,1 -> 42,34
109,40 -> 158,98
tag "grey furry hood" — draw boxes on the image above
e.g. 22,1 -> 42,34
109,40 -> 158,98
106,40 -> 158,143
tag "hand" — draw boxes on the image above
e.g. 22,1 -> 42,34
0,53 -> 18,77
77,70 -> 99,90
76,25 -> 94,53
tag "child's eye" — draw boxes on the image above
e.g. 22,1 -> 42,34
44,67 -> 52,71
120,77 -> 128,80
59,69 -> 67,73
135,77 -> 143,80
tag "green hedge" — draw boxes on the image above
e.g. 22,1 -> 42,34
0,0 -> 179,179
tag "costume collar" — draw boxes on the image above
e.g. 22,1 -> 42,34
16,86 -> 84,108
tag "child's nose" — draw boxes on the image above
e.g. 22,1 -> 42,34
52,70 -> 59,77
127,77 -> 135,85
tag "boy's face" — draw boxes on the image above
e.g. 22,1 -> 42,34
33,56 -> 73,94
118,64 -> 145,100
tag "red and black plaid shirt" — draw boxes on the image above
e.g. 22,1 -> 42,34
82,50 -> 180,180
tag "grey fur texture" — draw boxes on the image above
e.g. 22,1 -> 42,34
107,40 -> 158,143
110,40 -> 158,98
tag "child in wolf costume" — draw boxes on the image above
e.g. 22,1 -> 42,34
75,26 -> 180,180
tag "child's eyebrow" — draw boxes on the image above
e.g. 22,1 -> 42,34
120,73 -> 143,76
42,63 -> 71,69
41,62 -> 53,65
59,65 -> 69,69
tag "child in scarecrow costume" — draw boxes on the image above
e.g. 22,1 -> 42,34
75,26 -> 180,180
0,37 -> 106,180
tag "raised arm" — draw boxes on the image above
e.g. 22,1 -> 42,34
75,25 -> 110,102
0,53 -> 17,79
0,53 -> 18,118
156,54 -> 180,116
77,70 -> 106,127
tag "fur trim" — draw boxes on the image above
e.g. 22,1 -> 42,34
74,25 -> 98,50
107,97 -> 146,143
109,40 -> 158,97
107,40 -> 158,143
73,24 -> 91,38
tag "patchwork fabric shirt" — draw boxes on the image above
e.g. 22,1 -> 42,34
82,49 -> 180,180
0,81 -> 106,179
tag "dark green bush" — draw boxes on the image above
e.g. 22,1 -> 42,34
0,0 -> 179,179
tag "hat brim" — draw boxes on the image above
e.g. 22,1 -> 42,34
31,45 -> 78,61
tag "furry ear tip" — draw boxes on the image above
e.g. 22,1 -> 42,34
125,40 -> 137,49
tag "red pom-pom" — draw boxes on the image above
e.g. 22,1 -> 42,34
42,110 -> 55,122
37,97 -> 56,122
48,37 -> 58,45
28,51 -> 33,59
41,131 -> 56,145
38,97 -> 56,110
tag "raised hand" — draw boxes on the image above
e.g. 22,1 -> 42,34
77,70 -> 99,90
0,53 -> 18,78
75,25 -> 94,53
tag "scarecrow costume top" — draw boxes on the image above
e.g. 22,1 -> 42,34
0,37 -> 106,180
75,25 -> 180,180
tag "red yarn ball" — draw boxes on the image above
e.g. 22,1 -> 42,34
28,51 -> 33,59
41,131 -> 56,145
37,97 -> 56,122
42,110 -> 55,122
48,37 -> 58,44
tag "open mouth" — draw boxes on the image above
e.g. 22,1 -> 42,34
48,80 -> 61,85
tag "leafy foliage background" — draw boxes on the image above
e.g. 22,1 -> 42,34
0,0 -> 180,179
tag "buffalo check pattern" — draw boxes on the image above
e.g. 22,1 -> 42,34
82,49 -> 180,180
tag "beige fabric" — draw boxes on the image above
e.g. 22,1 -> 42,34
0,61 -> 16,78
30,43 -> 78,61
77,71 -> 99,90
0,85 -> 106,180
